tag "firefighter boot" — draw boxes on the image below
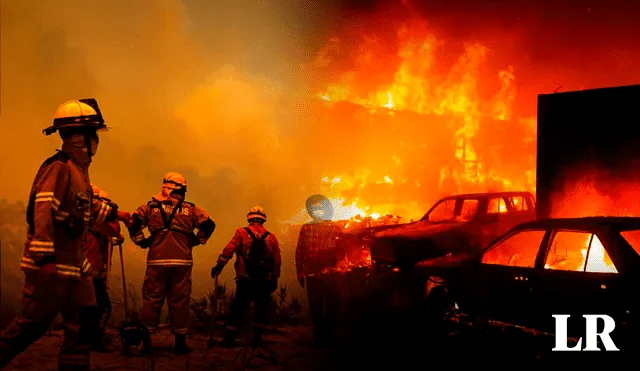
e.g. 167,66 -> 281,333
250,327 -> 265,348
174,334 -> 191,355
219,329 -> 237,348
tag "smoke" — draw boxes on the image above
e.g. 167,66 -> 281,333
0,0 -> 345,300
2,0 -> 640,304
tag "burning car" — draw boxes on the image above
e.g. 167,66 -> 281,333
417,216 -> 640,350
370,191 -> 536,272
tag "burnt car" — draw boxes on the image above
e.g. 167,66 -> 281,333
370,191 -> 536,272
418,217 -> 640,349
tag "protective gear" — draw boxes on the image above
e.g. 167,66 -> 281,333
224,278 -> 274,347
0,106 -> 111,370
247,205 -> 267,223
216,223 -> 281,280
128,193 -> 214,336
0,273 -> 96,370
211,264 -> 224,278
220,218 -> 281,347
140,266 -> 192,336
22,151 -> 117,278
162,172 -> 187,191
45,98 -> 107,164
43,99 -> 107,136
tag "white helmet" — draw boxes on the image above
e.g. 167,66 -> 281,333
162,172 -> 187,190
247,205 -> 267,222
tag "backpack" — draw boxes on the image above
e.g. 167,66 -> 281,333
242,227 -> 272,279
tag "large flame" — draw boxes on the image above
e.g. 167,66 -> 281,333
290,17 -> 537,223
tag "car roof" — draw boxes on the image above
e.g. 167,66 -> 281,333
439,191 -> 533,200
511,216 -> 640,231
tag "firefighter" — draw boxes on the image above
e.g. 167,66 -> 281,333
127,172 -> 216,354
211,206 -> 282,348
82,185 -> 124,351
295,219 -> 343,348
0,99 -> 132,370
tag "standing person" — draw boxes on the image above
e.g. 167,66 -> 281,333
82,185 -> 125,351
295,220 -> 343,348
211,206 -> 281,348
127,172 -> 216,354
0,99 -> 132,370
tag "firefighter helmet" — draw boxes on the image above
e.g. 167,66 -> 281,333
162,172 -> 187,190
247,205 -> 267,222
43,98 -> 107,136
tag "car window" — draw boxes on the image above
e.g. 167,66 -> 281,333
481,230 -> 547,268
544,231 -> 617,273
620,230 -> 640,257
424,199 -> 456,222
488,197 -> 507,214
509,196 -> 529,212
460,199 -> 479,221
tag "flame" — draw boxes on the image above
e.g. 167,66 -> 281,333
544,234 -> 617,273
577,235 -> 617,273
292,17 -> 537,224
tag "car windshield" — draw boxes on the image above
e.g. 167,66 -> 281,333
422,198 -> 479,222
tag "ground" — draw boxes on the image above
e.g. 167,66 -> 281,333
3,319 -> 628,370
3,326 -> 331,371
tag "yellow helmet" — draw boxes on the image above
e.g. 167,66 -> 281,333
43,98 -> 107,136
247,205 -> 267,222
162,172 -> 187,190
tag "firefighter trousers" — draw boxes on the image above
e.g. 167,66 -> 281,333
0,272 -> 96,370
225,278 -> 274,331
140,265 -> 192,335
306,275 -> 338,344
78,277 -> 111,347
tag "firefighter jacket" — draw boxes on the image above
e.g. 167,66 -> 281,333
128,196 -> 214,267
217,223 -> 281,279
295,221 -> 343,276
20,151 -> 119,279
84,203 -> 120,278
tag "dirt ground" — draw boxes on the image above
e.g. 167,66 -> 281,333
2,326 -> 332,371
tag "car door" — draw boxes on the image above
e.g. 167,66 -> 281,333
533,229 -> 623,337
468,228 -> 549,326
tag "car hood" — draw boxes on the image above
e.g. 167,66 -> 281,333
415,252 -> 478,269
373,220 -> 462,241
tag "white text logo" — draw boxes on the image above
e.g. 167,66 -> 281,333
552,314 -> 619,351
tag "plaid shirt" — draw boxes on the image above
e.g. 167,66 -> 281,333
295,221 -> 344,275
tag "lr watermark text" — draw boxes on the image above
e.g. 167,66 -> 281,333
552,314 -> 619,351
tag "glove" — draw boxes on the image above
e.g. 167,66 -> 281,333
116,211 -> 134,226
267,277 -> 279,293
211,264 -> 224,278
139,237 -> 153,249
